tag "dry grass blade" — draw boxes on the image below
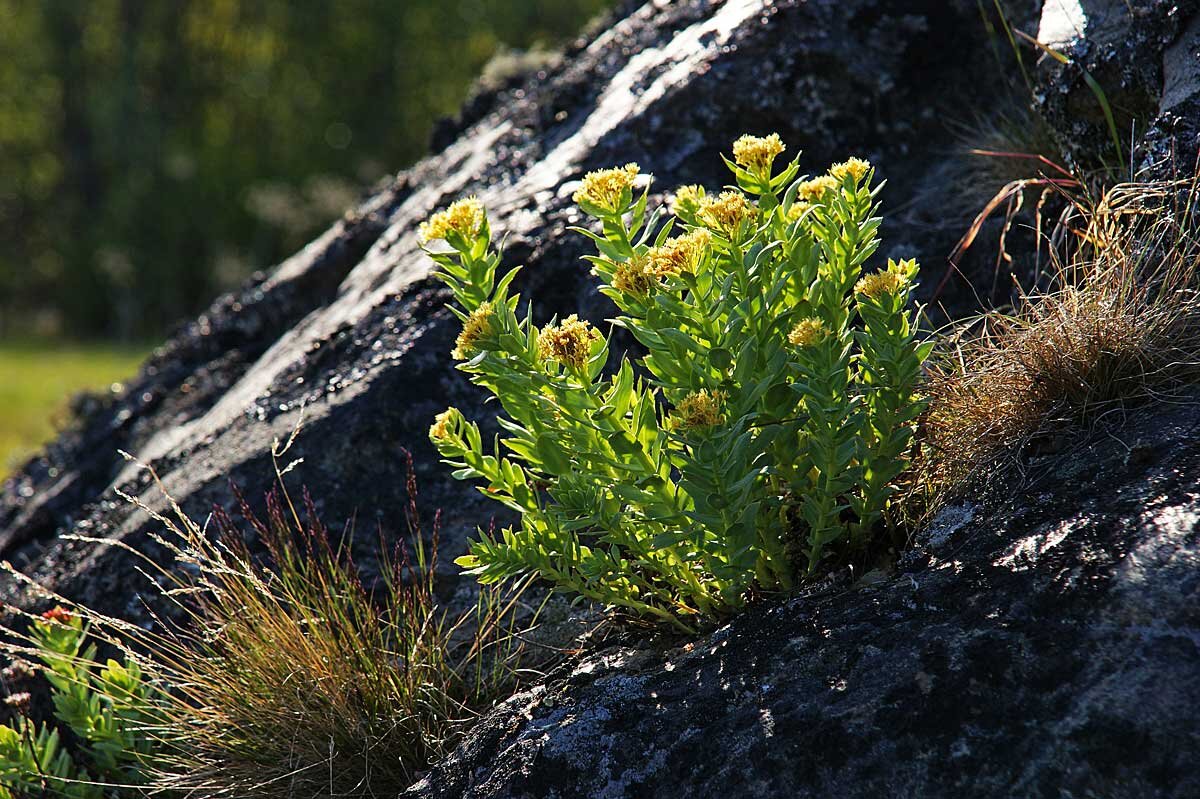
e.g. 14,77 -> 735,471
935,174 -> 1080,302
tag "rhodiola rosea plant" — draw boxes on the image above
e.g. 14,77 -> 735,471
0,607 -> 157,799
425,134 -> 929,629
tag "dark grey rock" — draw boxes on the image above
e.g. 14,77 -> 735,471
1147,6 -> 1200,172
1033,0 -> 1200,175
404,397 -> 1200,799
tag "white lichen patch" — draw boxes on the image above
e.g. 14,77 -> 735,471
1146,502 -> 1200,537
1112,498 -> 1200,595
759,707 -> 776,738
924,503 -> 977,550
1037,0 -> 1086,49
995,518 -> 1079,571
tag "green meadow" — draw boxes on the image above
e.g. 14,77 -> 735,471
0,341 -> 148,473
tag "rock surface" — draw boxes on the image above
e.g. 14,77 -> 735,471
1033,0 -> 1200,172
3,1 -> 1200,794
404,396 -> 1200,799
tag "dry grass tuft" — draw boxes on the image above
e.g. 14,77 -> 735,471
915,178 -> 1200,509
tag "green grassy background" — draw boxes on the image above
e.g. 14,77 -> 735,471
0,341 -> 148,474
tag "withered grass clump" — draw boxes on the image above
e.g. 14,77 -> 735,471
9,447 -> 535,799
917,180 -> 1200,506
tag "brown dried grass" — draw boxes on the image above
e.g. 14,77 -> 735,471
915,177 -> 1200,509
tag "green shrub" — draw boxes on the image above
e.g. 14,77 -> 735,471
0,607 -> 157,799
427,135 -> 930,628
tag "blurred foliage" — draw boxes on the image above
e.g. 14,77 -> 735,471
0,0 -> 613,340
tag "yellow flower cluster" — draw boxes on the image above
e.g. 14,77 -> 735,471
671,184 -> 706,216
647,229 -> 712,277
429,407 -> 461,442
855,263 -> 910,300
830,157 -> 871,183
612,256 -> 656,297
785,200 -> 811,223
788,317 -> 830,348
698,190 -> 754,236
797,175 -> 838,203
573,163 -> 640,213
538,314 -> 601,370
420,196 -> 485,243
674,389 -> 726,430
453,302 -> 495,359
732,133 -> 786,175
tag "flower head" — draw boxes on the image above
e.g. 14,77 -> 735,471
698,190 -> 755,236
671,184 -> 707,216
830,157 -> 871,183
453,302 -> 495,359
539,315 -> 601,370
573,163 -> 640,214
855,262 -> 911,300
40,606 -> 73,624
673,389 -> 725,430
0,660 -> 36,683
797,175 -> 838,203
3,692 -> 31,712
732,133 -> 786,176
612,256 -> 656,297
429,408 -> 461,443
788,318 -> 830,348
785,200 -> 812,223
647,228 -> 711,277
419,196 -> 485,243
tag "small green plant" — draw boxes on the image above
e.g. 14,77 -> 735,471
427,135 -> 930,628
0,607 -> 157,799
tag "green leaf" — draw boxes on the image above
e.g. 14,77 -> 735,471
607,432 -> 640,458
710,347 -> 734,370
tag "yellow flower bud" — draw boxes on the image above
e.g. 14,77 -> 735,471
855,261 -> 911,300
453,302 -> 495,359
538,315 -> 601,370
429,407 -> 461,442
788,318 -> 830,348
671,184 -> 707,216
830,157 -> 871,183
573,163 -> 640,213
797,175 -> 838,203
419,196 -> 485,243
674,389 -> 725,430
646,228 -> 711,277
785,200 -> 812,223
732,133 -> 786,176
698,191 -> 754,237
612,256 -> 656,297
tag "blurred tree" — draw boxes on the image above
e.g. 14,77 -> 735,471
0,0 -> 612,340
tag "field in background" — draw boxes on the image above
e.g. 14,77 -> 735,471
0,341 -> 149,474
